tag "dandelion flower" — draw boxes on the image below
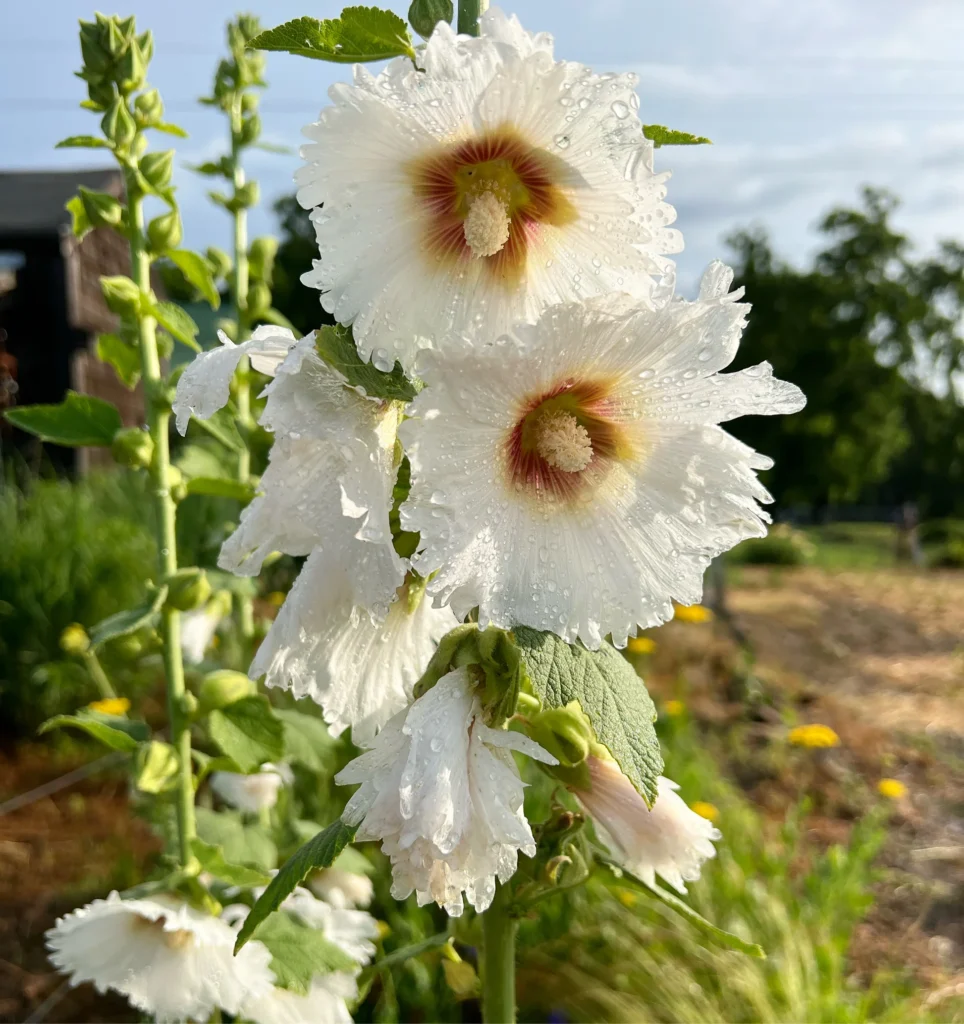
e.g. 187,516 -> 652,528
878,778 -> 907,800
788,723 -> 839,749
402,264 -> 805,648
86,697 -> 130,716
46,893 -> 274,1023
690,801 -> 720,823
673,603 -> 713,623
576,760 -> 720,893
336,666 -> 557,915
296,7 -> 681,373
626,636 -> 656,655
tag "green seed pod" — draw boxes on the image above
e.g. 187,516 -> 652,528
147,209 -> 182,253
199,670 -> 256,712
164,567 -> 212,612
111,426 -> 154,469
528,706 -> 593,767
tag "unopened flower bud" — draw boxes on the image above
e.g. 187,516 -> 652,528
111,426 -> 154,469
60,623 -> 91,656
140,150 -> 174,191
78,187 -> 124,230
248,237 -> 277,283
147,210 -> 182,253
134,88 -> 163,126
247,281 -> 271,320
206,246 -> 232,281
164,567 -> 212,611
233,181 -> 259,209
199,669 -> 256,712
101,96 -> 136,148
100,275 -> 142,316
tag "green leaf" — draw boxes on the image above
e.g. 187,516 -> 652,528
4,391 -> 121,446
151,301 -> 201,351
134,740 -> 180,793
408,0 -> 453,38
255,913 -> 357,994
513,626 -> 663,805
605,862 -> 765,959
643,125 -> 712,148
275,708 -> 338,773
65,196 -> 92,239
96,333 -> 141,389
186,159 -> 229,177
249,7 -> 416,64
166,250 -> 221,309
154,121 -> 188,138
209,695 -> 284,772
190,837 -> 271,887
258,307 -> 298,333
315,324 -> 417,402
56,134 -> 111,149
39,711 -> 149,751
89,586 -> 167,647
234,820 -> 357,952
195,807 -> 277,871
185,476 -> 257,502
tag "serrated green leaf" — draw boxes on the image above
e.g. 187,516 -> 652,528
190,837 -> 271,887
195,807 -> 278,871
166,250 -> 221,309
96,333 -> 141,389
274,708 -> 338,773
249,7 -> 416,63
235,819 -> 357,952
643,125 -> 712,148
4,391 -> 121,447
39,711 -> 149,751
315,324 -> 417,401
513,626 -> 663,805
56,135 -> 111,149
209,695 -> 284,772
255,912 -> 357,994
185,476 -> 257,502
151,300 -> 200,351
604,861 -> 765,959
134,740 -> 179,793
89,586 -> 167,647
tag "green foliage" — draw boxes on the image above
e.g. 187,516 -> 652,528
0,474 -> 156,730
249,8 -> 416,63
185,476 -> 257,501
513,626 -> 663,804
151,300 -> 201,351
165,250 -> 220,308
255,912 -> 357,994
408,0 -> 453,38
315,324 -> 418,402
97,333 -> 141,389
4,392 -> 122,447
209,695 -> 284,771
134,740 -> 180,792
275,708 -> 339,772
195,806 -> 277,871
88,585 -> 167,646
39,709 -> 150,751
643,125 -> 712,147
730,524 -> 815,566
190,837 -> 271,886
235,819 -> 358,951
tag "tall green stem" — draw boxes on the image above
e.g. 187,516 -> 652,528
230,94 -> 255,643
457,0 -> 488,35
481,881 -> 516,1024
128,183 -> 196,867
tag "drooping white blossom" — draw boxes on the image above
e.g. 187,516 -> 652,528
210,762 -> 294,813
252,564 -> 459,744
576,759 -> 720,893
45,893 -> 274,1023
244,973 -> 359,1024
296,7 -> 680,373
401,264 -> 806,648
274,885 -> 378,966
310,867 -> 375,910
336,666 -> 557,916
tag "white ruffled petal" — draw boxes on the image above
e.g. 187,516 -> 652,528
173,326 -> 299,435
45,893 -> 274,1022
210,763 -> 290,813
244,975 -> 357,1024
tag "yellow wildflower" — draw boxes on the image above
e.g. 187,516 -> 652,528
615,889 -> 637,909
266,591 -> 287,608
87,697 -> 131,717
673,603 -> 713,623
663,700 -> 685,718
627,636 -> 656,655
691,801 -> 720,823
788,723 -> 840,749
878,778 -> 907,800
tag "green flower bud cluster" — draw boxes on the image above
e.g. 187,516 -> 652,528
78,14 -> 153,109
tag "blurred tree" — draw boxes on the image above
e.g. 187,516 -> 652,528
728,188 -> 964,511
272,195 -> 336,337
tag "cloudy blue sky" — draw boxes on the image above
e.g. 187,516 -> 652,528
3,0 -> 963,293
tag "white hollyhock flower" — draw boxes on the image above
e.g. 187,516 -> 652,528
576,760 -> 720,893
276,886 -> 378,966
173,324 -> 299,434
336,666 -> 557,916
297,6 -> 680,373
244,973 -> 358,1024
253,562 -> 459,744
45,892 -> 273,1023
401,263 -> 806,648
311,868 -> 375,910
210,762 -> 294,813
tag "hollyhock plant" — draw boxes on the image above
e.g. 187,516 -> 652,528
401,263 -> 805,647
296,7 -> 681,373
